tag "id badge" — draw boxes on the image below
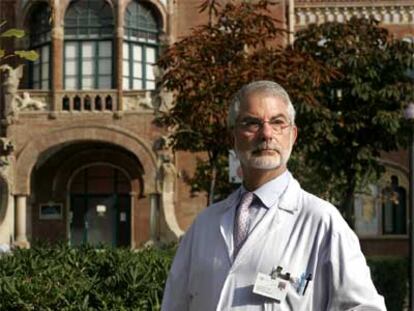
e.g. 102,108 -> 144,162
253,272 -> 289,303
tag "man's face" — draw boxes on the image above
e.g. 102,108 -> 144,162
233,94 -> 297,172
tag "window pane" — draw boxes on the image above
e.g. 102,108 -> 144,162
99,59 -> 112,75
133,62 -> 142,78
33,81 -> 40,89
65,78 -> 77,89
65,43 -> 78,58
123,42 -> 129,59
42,46 -> 49,62
132,45 -> 142,61
98,77 -> 112,89
65,61 -> 77,75
146,80 -> 155,90
82,77 -> 94,89
133,79 -> 142,89
123,78 -> 130,90
82,41 -> 94,57
123,60 -> 130,77
34,49 -> 41,64
146,64 -> 154,80
41,79 -> 49,90
99,41 -> 112,57
146,47 -> 156,63
33,64 -> 40,81
82,60 -> 94,75
42,63 -> 49,79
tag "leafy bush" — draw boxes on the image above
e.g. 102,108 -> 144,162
367,256 -> 408,311
0,246 -> 407,310
0,243 -> 175,310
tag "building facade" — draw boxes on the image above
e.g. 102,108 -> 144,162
0,0 -> 413,255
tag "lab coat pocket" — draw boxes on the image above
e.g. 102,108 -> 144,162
264,301 -> 277,311
285,282 -> 312,311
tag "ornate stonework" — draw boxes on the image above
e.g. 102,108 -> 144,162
0,138 -> 14,168
295,2 -> 414,26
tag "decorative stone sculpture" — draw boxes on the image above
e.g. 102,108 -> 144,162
0,138 -> 14,167
153,65 -> 175,113
14,92 -> 47,111
139,91 -> 154,110
153,134 -> 183,241
1,65 -> 47,120
0,64 -> 23,119
0,64 -> 22,95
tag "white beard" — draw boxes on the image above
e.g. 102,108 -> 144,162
235,138 -> 293,170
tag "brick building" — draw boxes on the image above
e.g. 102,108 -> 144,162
0,0 -> 413,255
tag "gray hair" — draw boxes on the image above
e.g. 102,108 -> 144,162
228,81 -> 296,127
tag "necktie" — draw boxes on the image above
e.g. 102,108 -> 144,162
234,191 -> 254,257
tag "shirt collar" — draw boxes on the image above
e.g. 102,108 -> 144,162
240,170 -> 291,209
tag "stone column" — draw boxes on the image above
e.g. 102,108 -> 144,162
14,195 -> 30,248
115,1 -> 125,111
51,0 -> 64,113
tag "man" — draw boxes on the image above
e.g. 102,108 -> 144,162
162,81 -> 386,310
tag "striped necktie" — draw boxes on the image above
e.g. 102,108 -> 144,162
234,191 -> 254,257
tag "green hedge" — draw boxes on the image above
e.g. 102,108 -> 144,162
0,245 -> 408,310
0,244 -> 175,311
367,256 -> 408,311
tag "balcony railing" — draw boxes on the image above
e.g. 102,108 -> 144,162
58,90 -> 118,112
14,90 -> 155,114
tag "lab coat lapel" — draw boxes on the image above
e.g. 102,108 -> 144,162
219,189 -> 241,264
233,176 -> 302,265
233,199 -> 281,265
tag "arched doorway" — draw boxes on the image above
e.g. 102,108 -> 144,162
69,164 -> 132,246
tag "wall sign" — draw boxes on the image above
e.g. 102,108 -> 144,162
39,203 -> 63,220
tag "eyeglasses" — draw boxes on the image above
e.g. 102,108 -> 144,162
236,117 -> 292,134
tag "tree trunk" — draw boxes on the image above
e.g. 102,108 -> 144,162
341,174 -> 357,228
208,162 -> 217,206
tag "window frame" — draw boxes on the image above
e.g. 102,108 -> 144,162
28,3 -> 52,90
63,0 -> 114,90
122,0 -> 160,91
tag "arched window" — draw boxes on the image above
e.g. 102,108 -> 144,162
123,1 -> 160,90
28,3 -> 51,90
64,0 -> 114,90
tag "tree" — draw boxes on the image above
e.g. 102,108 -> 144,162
0,21 -> 38,64
291,17 -> 414,224
156,0 -> 333,205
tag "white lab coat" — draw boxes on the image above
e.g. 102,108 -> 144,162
162,175 -> 386,311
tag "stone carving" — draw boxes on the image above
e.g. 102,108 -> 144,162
161,158 -> 177,194
153,134 -> 183,241
295,4 -> 414,26
0,138 -> 14,167
157,88 -> 175,113
0,64 -> 23,119
0,65 -> 46,119
13,92 -> 47,111
123,91 -> 154,111
153,65 -> 175,113
139,91 -> 154,110
0,64 -> 23,95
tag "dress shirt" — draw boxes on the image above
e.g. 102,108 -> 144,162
238,170 -> 290,235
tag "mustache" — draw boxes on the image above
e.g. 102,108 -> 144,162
252,141 -> 282,154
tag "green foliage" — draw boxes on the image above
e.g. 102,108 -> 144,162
156,0 -> 332,203
292,17 -> 414,220
0,21 -> 39,63
0,243 -> 175,310
367,256 -> 408,311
